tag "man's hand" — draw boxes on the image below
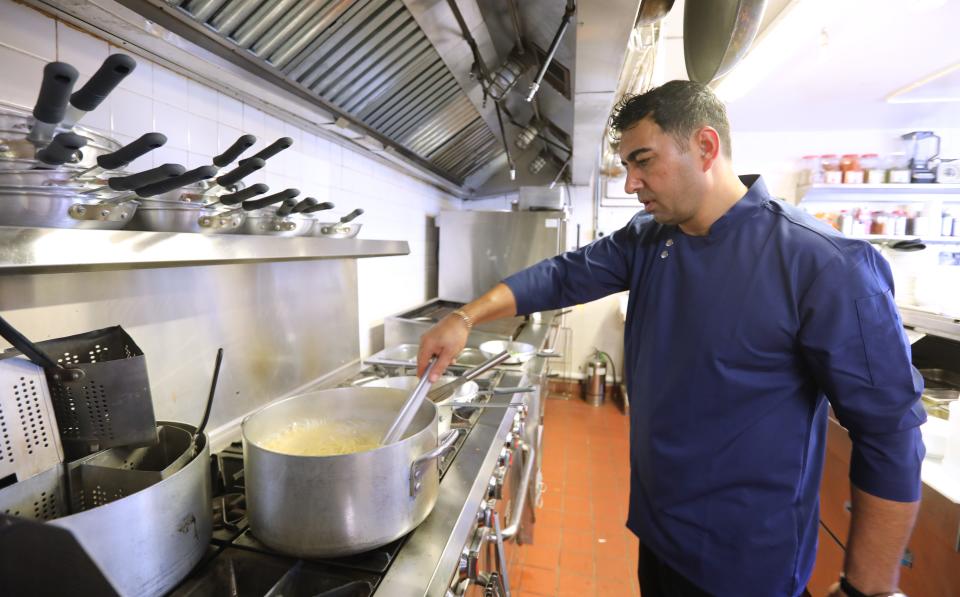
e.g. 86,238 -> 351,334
417,314 -> 470,382
416,283 -> 520,382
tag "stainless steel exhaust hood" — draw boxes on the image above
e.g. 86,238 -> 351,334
116,0 -> 504,186
103,0 -> 643,194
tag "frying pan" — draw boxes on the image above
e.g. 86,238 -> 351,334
0,132 -> 167,187
0,105 -> 120,170
683,0 -> 767,84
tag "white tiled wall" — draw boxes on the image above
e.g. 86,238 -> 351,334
0,0 -> 460,357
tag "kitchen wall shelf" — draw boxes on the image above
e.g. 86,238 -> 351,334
798,183 -> 960,201
0,226 -> 410,273
900,305 -> 960,343
857,234 -> 960,243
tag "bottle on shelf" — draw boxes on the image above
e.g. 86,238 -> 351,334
942,211 -> 957,237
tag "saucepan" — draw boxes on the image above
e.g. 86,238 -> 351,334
310,207 -> 364,238
0,131 -> 168,188
0,56 -> 131,168
479,340 -> 539,365
242,387 -> 460,557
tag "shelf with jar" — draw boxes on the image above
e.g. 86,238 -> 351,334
797,182 -> 960,201
804,205 -> 960,240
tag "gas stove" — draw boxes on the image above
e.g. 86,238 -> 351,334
169,362 -> 530,597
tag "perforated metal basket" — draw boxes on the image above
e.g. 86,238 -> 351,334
0,316 -> 157,460
35,326 -> 157,459
0,353 -> 64,485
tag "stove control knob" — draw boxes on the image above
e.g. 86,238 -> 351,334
458,527 -> 490,583
487,475 -> 499,500
490,467 -> 507,499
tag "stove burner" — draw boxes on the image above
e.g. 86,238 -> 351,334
212,492 -> 247,543
233,530 -> 405,575
170,548 -> 377,597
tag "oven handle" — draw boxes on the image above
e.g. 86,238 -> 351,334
491,510 -> 512,596
500,440 -> 535,540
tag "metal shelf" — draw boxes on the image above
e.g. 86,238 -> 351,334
899,305 -> 960,343
798,183 -> 960,201
0,226 -> 410,273
857,234 -> 960,243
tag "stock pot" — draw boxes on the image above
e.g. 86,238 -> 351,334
242,387 -> 459,558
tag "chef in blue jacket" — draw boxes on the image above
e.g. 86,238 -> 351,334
417,80 -> 924,597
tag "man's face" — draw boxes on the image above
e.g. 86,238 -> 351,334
618,116 -> 704,226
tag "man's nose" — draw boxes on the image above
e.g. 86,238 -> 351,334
624,171 -> 644,194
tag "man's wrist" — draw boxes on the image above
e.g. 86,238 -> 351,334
450,308 -> 474,330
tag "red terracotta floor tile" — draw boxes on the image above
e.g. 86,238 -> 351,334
512,396 -> 635,595
519,566 -> 559,595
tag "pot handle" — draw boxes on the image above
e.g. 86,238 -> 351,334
410,429 -> 461,497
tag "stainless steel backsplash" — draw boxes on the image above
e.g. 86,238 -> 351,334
0,260 -> 360,433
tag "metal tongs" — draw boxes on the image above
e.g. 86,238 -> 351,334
427,350 -> 511,402
381,357 -> 438,445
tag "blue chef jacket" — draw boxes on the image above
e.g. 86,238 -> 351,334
503,175 -> 926,597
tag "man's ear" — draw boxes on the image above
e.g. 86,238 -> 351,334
696,126 -> 721,171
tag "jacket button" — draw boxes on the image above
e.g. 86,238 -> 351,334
660,250 -> 669,259
665,239 -> 674,247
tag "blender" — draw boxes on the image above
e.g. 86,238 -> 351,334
901,131 -> 940,183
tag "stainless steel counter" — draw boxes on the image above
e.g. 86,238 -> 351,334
0,226 -> 409,273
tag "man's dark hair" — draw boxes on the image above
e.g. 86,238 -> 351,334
609,80 -> 733,158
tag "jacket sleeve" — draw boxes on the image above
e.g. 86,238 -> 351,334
797,242 -> 926,502
502,216 -> 640,316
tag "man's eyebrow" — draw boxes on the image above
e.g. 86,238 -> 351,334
624,147 -> 652,163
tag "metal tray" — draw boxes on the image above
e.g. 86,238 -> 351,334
365,345 -> 497,368
920,368 -> 960,390
364,343 -> 420,367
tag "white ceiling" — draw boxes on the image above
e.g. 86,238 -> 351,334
658,0 -> 960,132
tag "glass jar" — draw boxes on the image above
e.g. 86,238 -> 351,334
821,154 -> 842,184
861,153 -> 885,184
887,153 -> 912,184
799,155 -> 822,185
841,154 -> 864,183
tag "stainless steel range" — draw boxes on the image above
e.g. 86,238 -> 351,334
169,311 -> 558,596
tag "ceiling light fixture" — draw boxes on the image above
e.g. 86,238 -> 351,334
886,62 -> 960,104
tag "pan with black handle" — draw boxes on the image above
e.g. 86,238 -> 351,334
312,207 -> 364,239
60,54 -> 137,129
235,188 -> 308,236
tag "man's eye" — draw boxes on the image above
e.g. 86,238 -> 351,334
636,158 -> 650,167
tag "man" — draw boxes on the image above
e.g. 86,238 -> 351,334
417,80 -> 925,597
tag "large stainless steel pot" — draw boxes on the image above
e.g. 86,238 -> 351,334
242,387 -> 459,558
0,423 -> 211,597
